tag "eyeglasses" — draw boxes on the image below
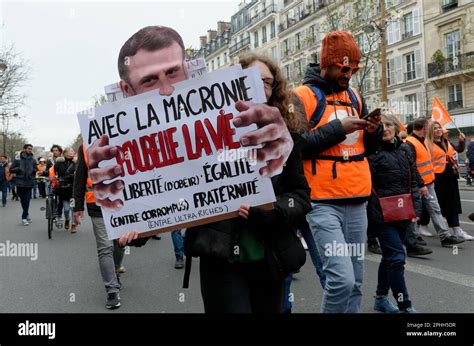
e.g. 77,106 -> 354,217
262,77 -> 279,90
335,62 -> 360,75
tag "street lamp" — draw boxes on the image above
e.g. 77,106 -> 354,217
1,112 -> 18,155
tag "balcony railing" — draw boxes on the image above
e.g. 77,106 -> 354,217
229,36 -> 251,55
442,0 -> 458,12
205,35 -> 230,56
402,31 -> 413,40
448,100 -> 463,110
428,52 -> 474,78
279,9 -> 313,34
249,4 -> 277,26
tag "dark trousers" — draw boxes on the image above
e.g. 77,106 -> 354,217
0,180 -> 7,206
375,223 -> 412,310
38,182 -> 46,198
16,186 -> 32,220
199,256 -> 285,313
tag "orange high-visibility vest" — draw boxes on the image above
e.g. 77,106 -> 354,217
49,166 -> 57,188
82,145 -> 95,204
294,85 -> 371,201
446,142 -> 459,172
406,136 -> 435,185
431,143 -> 447,174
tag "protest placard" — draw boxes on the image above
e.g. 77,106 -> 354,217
77,65 -> 276,240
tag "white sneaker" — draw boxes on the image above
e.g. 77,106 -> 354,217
22,219 -> 29,226
419,225 -> 433,237
453,228 -> 474,241
299,236 -> 308,250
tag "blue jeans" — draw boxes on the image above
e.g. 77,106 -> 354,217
0,179 -> 7,206
300,225 -> 326,288
16,186 -> 32,220
306,202 -> 367,313
171,230 -> 184,259
375,223 -> 411,310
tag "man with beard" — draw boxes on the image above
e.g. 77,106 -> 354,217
294,32 -> 382,313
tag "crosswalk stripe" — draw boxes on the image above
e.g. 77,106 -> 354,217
365,254 -> 474,289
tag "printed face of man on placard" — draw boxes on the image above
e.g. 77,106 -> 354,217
119,41 -> 188,97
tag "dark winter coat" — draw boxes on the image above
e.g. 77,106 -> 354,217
73,147 -> 102,217
54,157 -> 76,199
10,151 -> 37,188
433,141 -> 462,217
367,137 -> 423,225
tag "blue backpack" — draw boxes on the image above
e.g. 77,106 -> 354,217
307,86 -> 362,129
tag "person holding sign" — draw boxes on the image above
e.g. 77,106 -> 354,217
294,32 -> 382,313
120,53 -> 310,313
86,26 -> 294,211
367,114 -> 422,313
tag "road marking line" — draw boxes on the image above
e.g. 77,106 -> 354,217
460,199 -> 474,202
460,221 -> 474,225
365,254 -> 474,289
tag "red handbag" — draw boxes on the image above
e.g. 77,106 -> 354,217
373,171 -> 416,222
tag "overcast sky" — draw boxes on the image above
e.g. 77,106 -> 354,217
1,0 -> 241,149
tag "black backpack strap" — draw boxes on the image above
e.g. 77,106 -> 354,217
308,86 -> 327,129
347,87 -> 362,116
182,255 -> 192,289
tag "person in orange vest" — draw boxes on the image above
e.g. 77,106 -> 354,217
73,144 -> 125,309
36,157 -> 47,198
294,31 -> 382,313
405,117 -> 464,247
422,123 -> 472,240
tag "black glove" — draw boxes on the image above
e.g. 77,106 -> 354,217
247,207 -> 282,229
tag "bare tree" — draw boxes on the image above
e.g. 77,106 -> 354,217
0,44 -> 30,112
0,44 -> 30,155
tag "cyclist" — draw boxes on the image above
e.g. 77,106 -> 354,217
52,148 -> 76,231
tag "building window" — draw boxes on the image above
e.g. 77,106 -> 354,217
262,26 -> 267,44
285,64 -> 291,80
217,56 -> 220,68
403,12 -> 413,39
211,60 -> 215,71
254,31 -> 259,48
445,30 -> 461,59
405,52 -> 416,81
387,60 -> 393,86
448,84 -> 463,110
224,52 -> 227,64
405,94 -> 418,120
283,39 -> 289,57
271,46 -> 277,60
295,32 -> 301,51
270,21 -> 276,39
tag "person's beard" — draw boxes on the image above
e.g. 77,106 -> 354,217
326,76 -> 350,93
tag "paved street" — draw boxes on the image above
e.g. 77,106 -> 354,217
0,187 -> 473,313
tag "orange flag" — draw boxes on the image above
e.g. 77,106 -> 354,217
431,97 -> 453,126
389,109 -> 406,132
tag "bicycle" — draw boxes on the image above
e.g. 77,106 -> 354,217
37,176 -> 64,239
